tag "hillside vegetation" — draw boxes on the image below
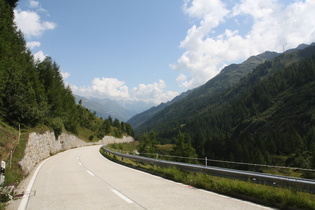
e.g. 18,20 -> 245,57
0,0 -> 133,134
128,51 -> 279,129
127,89 -> 193,129
0,0 -> 133,175
134,44 -> 315,175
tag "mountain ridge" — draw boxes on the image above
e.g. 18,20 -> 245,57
130,43 -> 314,134
128,50 -> 280,130
74,95 -> 154,122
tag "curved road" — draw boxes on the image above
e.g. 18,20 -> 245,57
12,145 -> 272,209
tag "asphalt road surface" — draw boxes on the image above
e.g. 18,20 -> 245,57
12,145 -> 273,210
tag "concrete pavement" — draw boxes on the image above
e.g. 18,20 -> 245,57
8,145 -> 273,210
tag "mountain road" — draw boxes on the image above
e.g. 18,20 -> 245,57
9,145 -> 273,210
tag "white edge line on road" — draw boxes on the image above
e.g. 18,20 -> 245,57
86,170 -> 94,176
111,189 -> 134,204
18,157 -> 50,210
98,150 -> 159,178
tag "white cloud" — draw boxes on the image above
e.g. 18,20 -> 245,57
28,0 -> 47,13
33,50 -> 46,62
232,0 -> 278,19
72,78 -> 129,100
130,80 -> 178,104
61,72 -> 71,80
176,73 -> 188,83
29,0 -> 39,8
14,9 -> 56,38
173,0 -> 315,89
26,41 -> 41,49
72,78 -> 178,104
14,2 -> 55,63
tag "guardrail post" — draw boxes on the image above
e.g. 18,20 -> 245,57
205,157 -> 207,167
156,153 -> 159,159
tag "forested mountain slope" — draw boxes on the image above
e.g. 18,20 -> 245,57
136,44 -> 315,169
127,89 -> 193,129
129,51 -> 279,130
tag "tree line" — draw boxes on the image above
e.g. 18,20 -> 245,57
0,0 -> 133,139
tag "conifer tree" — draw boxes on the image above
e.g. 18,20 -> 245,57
172,132 -> 197,163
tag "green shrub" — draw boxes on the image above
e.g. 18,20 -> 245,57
51,118 -> 64,139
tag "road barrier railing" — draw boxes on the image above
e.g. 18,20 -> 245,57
101,146 -> 315,193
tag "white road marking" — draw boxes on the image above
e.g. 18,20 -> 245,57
111,189 -> 134,204
86,170 -> 94,176
18,158 -> 50,210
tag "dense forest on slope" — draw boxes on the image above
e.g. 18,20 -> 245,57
128,51 -> 279,130
0,0 -> 133,145
136,45 -> 315,171
127,89 -> 193,129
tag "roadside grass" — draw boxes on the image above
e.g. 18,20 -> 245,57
156,144 -> 174,154
100,147 -> 315,210
108,141 -> 138,152
0,122 -> 30,209
76,127 -> 102,142
0,124 -> 65,209
107,142 -> 174,156
3,130 -> 27,186
0,122 -> 30,187
0,122 -> 18,164
0,125 -> 51,187
76,126 -> 130,143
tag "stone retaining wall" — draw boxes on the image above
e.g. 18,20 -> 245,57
19,132 -> 134,174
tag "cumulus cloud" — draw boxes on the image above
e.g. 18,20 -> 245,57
71,78 -> 129,100
172,0 -> 315,89
29,0 -> 39,8
14,9 -> 56,38
72,78 -> 178,104
13,1 -> 55,65
33,50 -> 46,62
61,72 -> 71,80
26,41 -> 41,49
130,80 -> 178,104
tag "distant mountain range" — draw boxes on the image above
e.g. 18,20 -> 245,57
128,43 -> 315,132
74,95 -> 155,122
76,43 -> 314,129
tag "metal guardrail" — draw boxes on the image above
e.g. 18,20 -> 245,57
101,147 -> 315,193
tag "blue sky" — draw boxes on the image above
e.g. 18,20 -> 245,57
14,0 -> 315,104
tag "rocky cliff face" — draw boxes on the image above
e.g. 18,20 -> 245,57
19,132 -> 134,174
